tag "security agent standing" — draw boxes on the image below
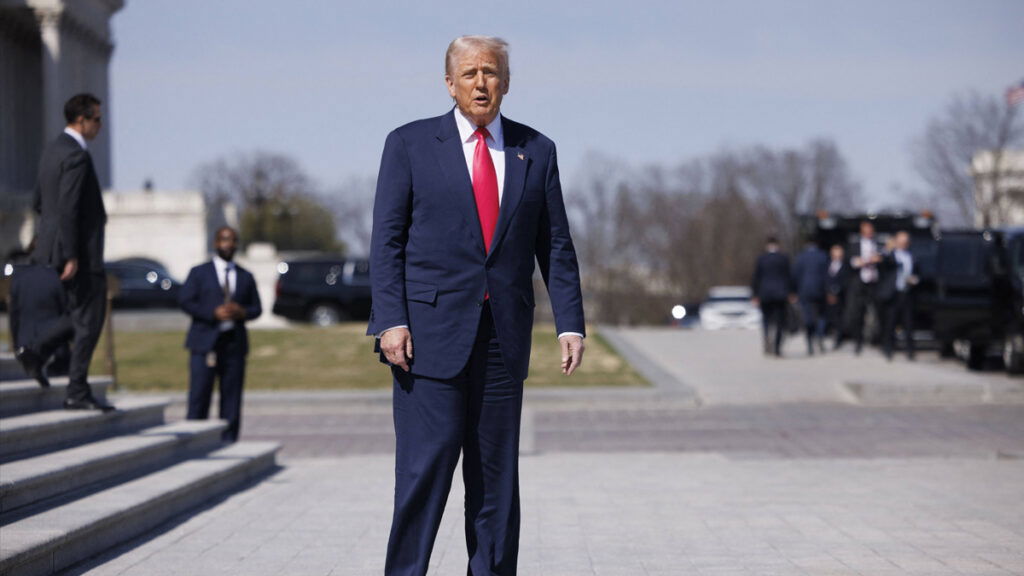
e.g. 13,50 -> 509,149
880,231 -> 918,361
751,236 -> 793,357
179,227 -> 261,442
31,93 -> 112,411
825,244 -> 850,348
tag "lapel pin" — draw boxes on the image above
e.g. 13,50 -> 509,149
517,153 -> 525,161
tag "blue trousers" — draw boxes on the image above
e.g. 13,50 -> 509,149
385,304 -> 523,576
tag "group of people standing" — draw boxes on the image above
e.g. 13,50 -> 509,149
751,220 -> 919,360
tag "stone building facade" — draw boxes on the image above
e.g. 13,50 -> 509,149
972,150 -> 1024,228
0,0 -> 123,256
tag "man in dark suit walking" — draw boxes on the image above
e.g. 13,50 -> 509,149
879,231 -> 918,360
368,36 -> 586,575
31,93 -> 112,411
179,227 -> 261,443
751,236 -> 793,357
825,244 -> 851,349
792,240 -> 829,355
848,220 -> 882,354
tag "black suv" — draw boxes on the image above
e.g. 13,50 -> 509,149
272,257 -> 371,325
931,228 -> 1024,374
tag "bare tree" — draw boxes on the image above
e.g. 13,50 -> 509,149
191,151 -> 340,252
912,91 -> 1023,226
326,175 -> 376,256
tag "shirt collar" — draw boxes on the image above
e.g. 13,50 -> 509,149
213,255 -> 234,271
63,127 -> 87,150
453,107 -> 503,148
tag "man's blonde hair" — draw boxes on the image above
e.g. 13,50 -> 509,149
445,35 -> 510,80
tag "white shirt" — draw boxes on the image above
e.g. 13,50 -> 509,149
857,238 -> 878,284
895,249 -> 914,292
213,255 -> 236,332
453,107 -> 506,203
64,127 -> 87,150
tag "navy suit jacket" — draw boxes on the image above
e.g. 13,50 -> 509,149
792,246 -> 829,301
368,110 -> 585,382
751,251 -> 793,303
179,261 -> 262,355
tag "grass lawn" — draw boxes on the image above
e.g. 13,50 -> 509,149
89,324 -> 648,391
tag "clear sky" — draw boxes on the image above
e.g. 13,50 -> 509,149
110,0 -> 1023,206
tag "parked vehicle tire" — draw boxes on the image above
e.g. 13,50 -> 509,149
308,303 -> 345,327
1004,332 -> 1024,375
966,343 -> 987,371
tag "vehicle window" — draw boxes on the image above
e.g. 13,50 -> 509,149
706,297 -> 750,304
290,263 -> 337,283
939,238 -> 986,277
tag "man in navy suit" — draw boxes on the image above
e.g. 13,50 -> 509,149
368,36 -> 586,575
751,236 -> 793,357
179,227 -> 261,443
792,240 -> 830,355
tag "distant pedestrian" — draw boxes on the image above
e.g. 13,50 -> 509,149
848,220 -> 882,355
179,226 -> 262,443
825,244 -> 851,349
751,236 -> 793,357
32,93 -> 113,411
880,231 -> 918,361
792,240 -> 829,355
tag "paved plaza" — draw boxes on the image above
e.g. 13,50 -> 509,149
64,328 -> 1024,575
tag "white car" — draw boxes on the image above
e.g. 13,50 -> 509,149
699,286 -> 762,330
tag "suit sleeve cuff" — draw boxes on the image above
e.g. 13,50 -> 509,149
558,332 -> 585,340
377,325 -> 408,338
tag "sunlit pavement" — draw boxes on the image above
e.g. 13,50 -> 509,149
72,328 -> 1024,575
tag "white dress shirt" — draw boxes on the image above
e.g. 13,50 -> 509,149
453,107 -> 506,203
894,249 -> 914,292
856,238 -> 878,283
64,127 -> 87,150
213,255 -> 237,332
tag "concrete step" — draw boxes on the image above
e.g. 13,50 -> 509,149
0,441 -> 280,576
0,398 -> 168,463
0,377 -> 113,418
0,420 -> 226,515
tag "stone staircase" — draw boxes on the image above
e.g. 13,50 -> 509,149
0,374 -> 280,576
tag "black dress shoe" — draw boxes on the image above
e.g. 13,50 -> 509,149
15,346 -> 50,388
63,397 -> 116,412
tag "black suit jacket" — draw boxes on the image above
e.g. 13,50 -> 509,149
826,261 -> 850,297
32,132 -> 107,273
751,251 -> 793,302
179,262 -> 262,355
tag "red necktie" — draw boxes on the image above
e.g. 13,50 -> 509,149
472,127 -> 499,253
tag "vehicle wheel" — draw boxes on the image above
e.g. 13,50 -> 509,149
1004,333 -> 1024,375
308,303 -> 343,327
966,343 -> 986,371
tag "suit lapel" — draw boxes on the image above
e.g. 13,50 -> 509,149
488,116 -> 528,261
434,111 -> 485,252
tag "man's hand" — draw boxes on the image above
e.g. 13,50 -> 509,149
225,302 -> 246,320
60,258 -> 78,281
559,334 -> 585,376
214,304 -> 233,321
381,327 -> 414,372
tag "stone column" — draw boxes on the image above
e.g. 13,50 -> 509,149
36,7 -> 62,141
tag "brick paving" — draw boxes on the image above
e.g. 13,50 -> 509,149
59,328 -> 1024,575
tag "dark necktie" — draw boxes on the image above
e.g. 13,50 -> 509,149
223,264 -> 233,304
